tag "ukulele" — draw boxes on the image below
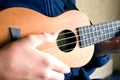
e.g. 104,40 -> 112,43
0,7 -> 120,67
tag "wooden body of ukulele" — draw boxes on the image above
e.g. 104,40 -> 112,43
0,7 -> 96,67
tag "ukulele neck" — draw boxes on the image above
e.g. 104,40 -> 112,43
77,20 -> 120,48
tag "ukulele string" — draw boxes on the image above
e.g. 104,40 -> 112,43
41,29 -> 120,52
42,46 -> 75,53
56,27 -> 120,42
55,19 -> 120,42
42,20 -> 120,52
42,41 -> 78,53
41,29 -> 79,52
56,24 -> 120,42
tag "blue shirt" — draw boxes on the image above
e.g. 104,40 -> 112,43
0,0 -> 111,80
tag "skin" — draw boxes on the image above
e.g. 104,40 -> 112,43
0,32 -> 120,80
95,36 -> 120,56
0,33 -> 70,80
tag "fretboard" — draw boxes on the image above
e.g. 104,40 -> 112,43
77,20 -> 120,48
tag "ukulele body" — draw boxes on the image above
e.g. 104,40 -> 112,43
0,7 -> 94,67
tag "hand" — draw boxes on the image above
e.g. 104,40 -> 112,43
95,36 -> 120,56
0,33 -> 70,80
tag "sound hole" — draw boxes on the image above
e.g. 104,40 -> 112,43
57,30 -> 77,53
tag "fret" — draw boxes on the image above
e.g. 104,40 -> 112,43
82,27 -> 86,47
84,26 -> 88,46
105,23 -> 110,39
96,25 -> 100,37
87,27 -> 91,45
77,20 -> 120,48
88,26 -> 92,45
116,21 -> 120,31
78,27 -> 85,47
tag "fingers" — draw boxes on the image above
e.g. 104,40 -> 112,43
14,33 -> 70,80
48,70 -> 64,80
22,33 -> 70,74
37,68 -> 64,80
50,55 -> 70,74
21,33 -> 58,48
38,52 -> 70,74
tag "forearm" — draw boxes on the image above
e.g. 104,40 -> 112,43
0,56 -> 5,79
94,37 -> 120,57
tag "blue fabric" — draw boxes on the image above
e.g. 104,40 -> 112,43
0,0 -> 111,80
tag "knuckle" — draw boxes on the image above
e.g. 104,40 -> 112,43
42,57 -> 52,67
25,35 -> 38,45
40,71 -> 49,80
26,35 -> 36,41
40,53 -> 54,67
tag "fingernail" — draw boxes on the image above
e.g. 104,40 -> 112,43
44,33 -> 58,42
67,67 -> 71,73
52,33 -> 58,36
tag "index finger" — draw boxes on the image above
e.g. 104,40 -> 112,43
23,33 -> 58,48
49,54 -> 70,74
